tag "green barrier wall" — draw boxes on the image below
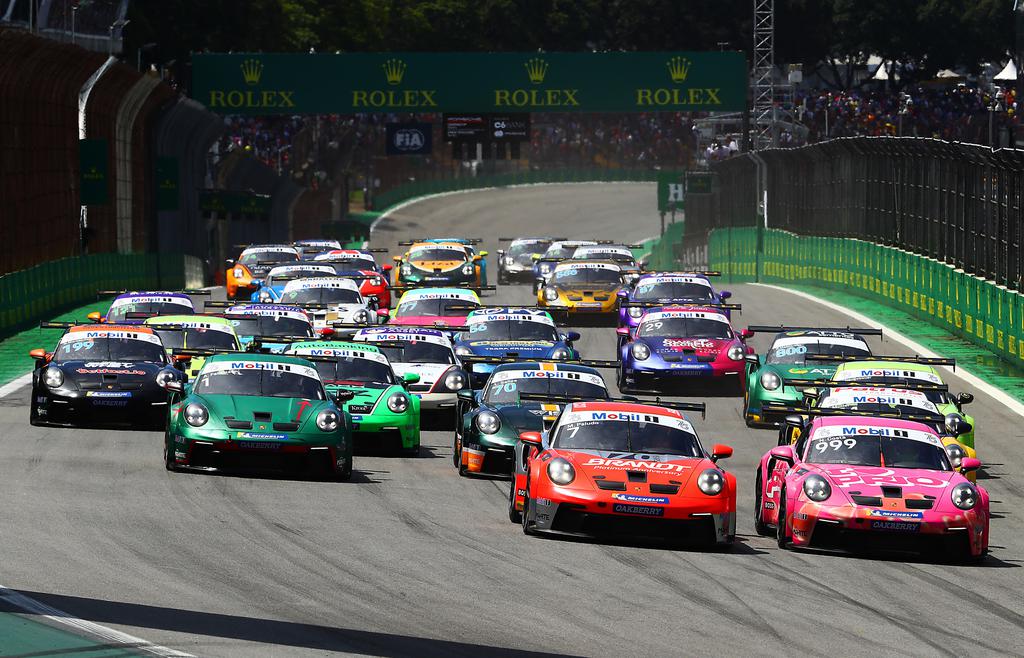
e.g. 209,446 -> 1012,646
372,168 -> 657,211
706,227 -> 1024,367
646,222 -> 686,270
0,253 -> 197,338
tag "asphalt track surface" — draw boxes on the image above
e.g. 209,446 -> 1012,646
1,183 -> 1023,657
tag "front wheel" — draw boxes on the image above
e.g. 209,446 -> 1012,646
754,471 -> 772,536
776,486 -> 791,549
521,477 -> 535,535
163,441 -> 177,472
507,478 -> 522,523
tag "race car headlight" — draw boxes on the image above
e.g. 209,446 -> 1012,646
183,403 -> 208,427
387,392 -> 410,414
944,413 -> 966,434
727,345 -> 745,361
316,409 -> 340,432
43,366 -> 64,388
944,442 -> 966,469
540,264 -> 552,274
550,347 -> 572,360
697,469 -> 725,495
543,287 -> 559,301
627,306 -> 644,318
353,310 -> 371,324
233,267 -> 244,279
444,370 -> 467,391
476,410 -> 501,434
631,342 -> 651,361
547,457 -> 575,485
155,370 -> 176,387
454,346 -> 473,357
951,482 -> 978,510
803,474 -> 832,502
760,371 -> 782,391
462,264 -> 475,275
258,289 -> 273,302
370,277 -> 382,287
401,264 -> 412,276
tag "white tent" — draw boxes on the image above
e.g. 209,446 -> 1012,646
995,59 -> 1018,81
873,61 -> 901,81
935,69 -> 963,79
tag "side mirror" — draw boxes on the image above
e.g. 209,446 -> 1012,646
457,389 -> 475,402
333,390 -> 355,403
615,327 -> 631,337
496,249 -> 505,256
479,250 -> 488,257
719,290 -> 732,300
960,457 -> 982,474
473,255 -> 482,262
564,331 -> 581,342
769,444 -> 796,464
745,354 -> 760,366
376,309 -> 390,318
381,263 -> 393,272
29,348 -> 47,360
87,311 -> 102,323
957,392 -> 974,406
225,259 -> 235,266
162,380 -> 184,393
802,387 -> 820,400
710,444 -> 733,462
784,414 -> 804,429
616,289 -> 629,299
531,254 -> 541,261
392,255 -> 403,262
739,328 -> 755,340
519,431 -> 543,448
402,372 -> 421,384
318,327 -> 335,337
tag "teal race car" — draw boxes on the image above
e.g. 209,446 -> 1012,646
162,352 -> 354,480
742,326 -> 880,428
285,340 -> 422,455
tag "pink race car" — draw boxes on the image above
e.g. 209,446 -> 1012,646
756,413 -> 988,562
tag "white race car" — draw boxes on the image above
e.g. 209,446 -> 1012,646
279,277 -> 386,329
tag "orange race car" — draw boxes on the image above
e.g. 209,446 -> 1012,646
225,244 -> 300,299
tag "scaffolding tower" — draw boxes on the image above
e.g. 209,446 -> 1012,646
752,0 -> 775,149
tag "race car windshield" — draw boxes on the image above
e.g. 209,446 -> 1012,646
508,241 -> 550,258
553,420 -> 701,456
193,369 -> 325,399
639,318 -> 732,340
823,401 -> 934,419
633,282 -> 714,301
575,251 -> 633,264
465,319 -> 558,341
240,250 -> 297,264
805,435 -> 950,470
106,301 -> 192,322
551,268 -> 621,286
409,248 -> 467,262
375,342 -> 455,365
280,289 -> 362,305
840,376 -> 949,405
152,328 -> 238,351
55,337 -> 166,363
267,270 -> 334,286
544,245 -> 581,259
396,299 -> 477,318
323,258 -> 376,272
484,377 -> 607,405
311,357 -> 394,386
767,341 -> 870,365
227,316 -> 313,338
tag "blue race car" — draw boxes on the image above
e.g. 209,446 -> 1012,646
251,263 -> 339,303
91,291 -> 202,324
207,303 -> 318,352
452,307 -> 580,388
617,271 -> 732,331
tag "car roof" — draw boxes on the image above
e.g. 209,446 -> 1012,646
67,324 -> 156,334
492,362 -> 599,375
399,287 -> 479,301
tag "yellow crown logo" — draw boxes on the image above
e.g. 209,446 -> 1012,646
667,56 -> 692,83
524,58 -> 548,84
383,58 -> 407,85
240,58 -> 263,85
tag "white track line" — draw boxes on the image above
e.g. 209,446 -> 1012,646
0,586 -> 193,657
0,372 -> 32,399
751,283 -> 1024,419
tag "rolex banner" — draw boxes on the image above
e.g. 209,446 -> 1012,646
191,52 -> 746,115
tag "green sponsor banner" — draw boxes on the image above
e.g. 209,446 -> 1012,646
198,189 -> 271,215
155,156 -> 179,211
78,139 -> 108,205
191,52 -> 747,115
657,170 -> 685,212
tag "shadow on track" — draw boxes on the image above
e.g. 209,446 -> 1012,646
2,591 -> 575,658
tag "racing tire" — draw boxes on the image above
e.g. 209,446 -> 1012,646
616,366 -> 630,394
776,485 -> 791,549
163,442 -> 177,472
507,477 -> 522,524
521,477 -> 536,535
754,470 -> 772,536
454,435 -> 468,476
333,460 -> 353,482
402,444 -> 421,458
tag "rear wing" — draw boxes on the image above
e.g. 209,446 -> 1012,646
97,289 -> 211,296
459,355 -> 619,369
498,237 -> 566,242
746,325 -> 882,336
805,354 -> 954,369
518,392 -> 706,419
391,284 -> 496,293
620,302 -> 742,311
445,305 -> 569,324
398,238 -> 483,246
761,403 -> 947,425
203,301 -> 307,312
639,270 -> 722,277
782,379 -> 949,392
171,348 -> 242,358
40,321 -> 83,329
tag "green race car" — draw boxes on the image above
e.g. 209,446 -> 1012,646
162,352 -> 354,479
742,326 -> 879,428
285,340 -> 422,455
145,315 -> 242,379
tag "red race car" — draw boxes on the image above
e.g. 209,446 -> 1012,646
510,397 -> 736,546
314,249 -> 393,309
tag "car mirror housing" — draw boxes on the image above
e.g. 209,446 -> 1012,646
719,290 -> 732,299
745,354 -> 760,366
402,372 -> 421,384
710,444 -> 733,462
333,390 -> 355,403
784,414 -> 804,428
87,311 -> 102,323
769,444 -> 796,464
457,389 -> 475,402
29,348 -> 47,360
960,457 -> 981,473
957,392 -> 974,406
565,331 -> 581,342
519,431 -> 543,447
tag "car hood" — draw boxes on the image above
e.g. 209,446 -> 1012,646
642,336 -> 731,355
553,283 -> 619,294
392,362 -> 451,388
808,463 -> 959,502
768,365 -> 837,379
559,449 -> 710,489
496,403 -> 560,433
60,360 -> 165,385
200,394 -> 322,429
410,260 -> 466,272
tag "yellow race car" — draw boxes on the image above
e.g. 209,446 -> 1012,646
392,241 -> 483,288
537,259 -> 624,324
